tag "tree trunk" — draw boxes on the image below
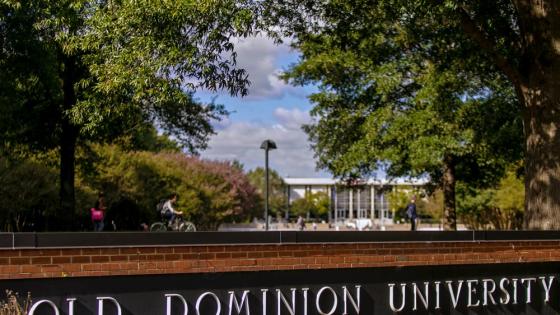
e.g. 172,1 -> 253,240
514,0 -> 560,229
521,83 -> 560,229
442,155 -> 457,230
60,56 -> 78,229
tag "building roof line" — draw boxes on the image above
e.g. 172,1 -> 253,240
283,177 -> 428,186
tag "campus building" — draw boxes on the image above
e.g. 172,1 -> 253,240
284,177 -> 426,227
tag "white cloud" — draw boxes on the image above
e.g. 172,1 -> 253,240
273,107 -> 311,130
211,116 -> 232,131
233,36 -> 297,100
202,108 -> 328,177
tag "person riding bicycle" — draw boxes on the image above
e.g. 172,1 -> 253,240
161,193 -> 182,228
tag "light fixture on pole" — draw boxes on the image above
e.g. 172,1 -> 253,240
260,139 -> 277,231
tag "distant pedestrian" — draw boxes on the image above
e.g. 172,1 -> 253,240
406,196 -> 418,231
140,222 -> 149,231
296,216 -> 306,231
91,192 -> 106,232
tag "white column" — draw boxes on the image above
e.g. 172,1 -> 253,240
357,189 -> 361,218
370,185 -> 375,220
380,191 -> 385,223
349,189 -> 353,219
333,186 -> 338,223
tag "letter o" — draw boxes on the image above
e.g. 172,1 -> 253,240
196,292 -> 221,315
29,299 -> 60,315
316,286 -> 338,315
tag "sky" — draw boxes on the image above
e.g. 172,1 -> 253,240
197,36 -> 330,178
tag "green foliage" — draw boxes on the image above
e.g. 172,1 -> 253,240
0,0 -> 260,219
246,167 -> 287,217
387,190 -> 410,222
0,143 -> 260,231
0,0 -> 258,144
389,187 -> 441,223
267,0 -> 523,229
420,190 -> 444,222
111,123 -> 181,153
80,145 -> 260,231
281,6 -> 521,183
457,167 -> 524,230
0,158 -> 58,231
290,191 -> 330,219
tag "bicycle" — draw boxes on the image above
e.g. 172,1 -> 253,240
150,214 -> 196,232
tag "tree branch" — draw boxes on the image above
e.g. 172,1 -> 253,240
458,7 -> 524,86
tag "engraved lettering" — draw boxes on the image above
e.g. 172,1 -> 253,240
97,297 -> 122,315
165,293 -> 188,315
540,276 -> 555,303
342,285 -> 360,315
446,280 -> 463,309
482,279 -> 497,306
29,300 -> 60,315
316,286 -> 338,315
388,283 -> 406,312
196,292 -> 221,315
467,280 -> 480,307
228,290 -> 250,315
412,282 -> 429,311
276,288 -> 296,315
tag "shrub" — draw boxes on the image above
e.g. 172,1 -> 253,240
83,145 -> 260,230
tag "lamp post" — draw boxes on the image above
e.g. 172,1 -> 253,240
260,139 -> 277,231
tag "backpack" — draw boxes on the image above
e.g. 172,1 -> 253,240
90,208 -> 104,222
156,199 -> 167,215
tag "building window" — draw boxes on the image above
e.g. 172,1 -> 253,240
336,187 -> 349,218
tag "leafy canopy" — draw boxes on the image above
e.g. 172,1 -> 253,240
273,0 -> 522,187
0,0 -> 259,152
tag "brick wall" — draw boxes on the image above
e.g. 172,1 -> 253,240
1,240 -> 559,280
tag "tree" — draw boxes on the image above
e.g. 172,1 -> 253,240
388,188 -> 443,224
270,0 -> 522,229
0,157 -> 58,231
81,144 -> 261,231
457,166 -> 524,230
264,0 -> 560,229
290,191 -> 330,220
246,167 -> 288,218
0,0 -> 257,228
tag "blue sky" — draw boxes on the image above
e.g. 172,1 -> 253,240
197,36 -> 330,178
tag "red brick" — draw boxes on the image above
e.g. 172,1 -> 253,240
99,248 -> 120,255
72,256 -> 91,264
0,240 -> 558,280
53,257 -> 72,264
164,254 -> 181,261
20,265 -> 42,274
215,252 -> 232,259
120,248 -> 139,255
82,249 -> 101,255
61,264 -> 82,272
110,255 -> 129,262
31,257 -> 52,264
173,247 -> 192,253
230,252 -> 247,259
91,256 -> 110,263
10,257 -> 30,264
198,253 -> 216,260
42,265 -> 62,273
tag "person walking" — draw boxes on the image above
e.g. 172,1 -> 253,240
296,215 -> 306,231
91,192 -> 106,232
406,196 -> 418,231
